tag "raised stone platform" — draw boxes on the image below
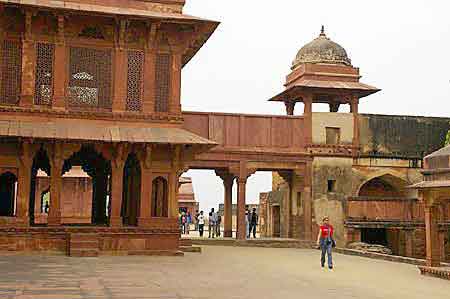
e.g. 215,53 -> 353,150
187,237 -> 313,249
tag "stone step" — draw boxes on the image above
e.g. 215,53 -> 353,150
69,233 -> 99,257
180,246 -> 202,253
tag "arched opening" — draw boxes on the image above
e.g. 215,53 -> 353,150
122,153 -> 141,226
152,176 -> 168,218
64,145 -> 111,225
30,147 -> 51,225
358,174 -> 407,198
0,172 -> 17,216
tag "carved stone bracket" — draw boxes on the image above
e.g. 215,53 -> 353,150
146,21 -> 161,52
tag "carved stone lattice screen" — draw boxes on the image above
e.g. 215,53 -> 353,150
34,43 -> 55,105
68,47 -> 112,110
154,53 -> 171,113
126,50 -> 144,111
0,40 -> 22,105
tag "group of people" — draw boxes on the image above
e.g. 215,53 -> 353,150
179,209 -> 222,238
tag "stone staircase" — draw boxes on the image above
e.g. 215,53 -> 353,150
69,233 -> 99,257
179,238 -> 202,253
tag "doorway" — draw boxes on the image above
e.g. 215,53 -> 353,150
272,205 -> 281,237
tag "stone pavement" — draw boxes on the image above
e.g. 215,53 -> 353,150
0,246 -> 449,299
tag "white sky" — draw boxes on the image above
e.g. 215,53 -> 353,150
180,0 -> 450,212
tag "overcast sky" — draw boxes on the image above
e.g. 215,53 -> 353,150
179,0 -> 450,212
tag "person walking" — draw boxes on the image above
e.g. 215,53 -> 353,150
198,211 -> 205,237
185,212 -> 191,235
181,212 -> 186,234
250,208 -> 258,238
216,212 -> 222,237
316,216 -> 335,269
194,210 -> 200,231
210,208 -> 218,238
208,211 -> 213,238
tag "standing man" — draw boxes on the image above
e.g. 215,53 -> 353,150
250,207 -> 258,238
198,211 -> 205,237
216,212 -> 222,237
194,210 -> 200,231
210,208 -> 218,239
245,206 -> 250,239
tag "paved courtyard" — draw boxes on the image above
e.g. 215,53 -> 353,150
0,246 -> 449,299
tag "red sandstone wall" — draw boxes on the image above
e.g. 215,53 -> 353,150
34,177 -> 93,224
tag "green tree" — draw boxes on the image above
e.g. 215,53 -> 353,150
446,130 -> 450,146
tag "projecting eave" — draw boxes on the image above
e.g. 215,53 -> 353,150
0,0 -> 219,67
269,80 -> 380,102
408,180 -> 450,190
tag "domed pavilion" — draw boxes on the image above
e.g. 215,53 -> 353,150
410,145 -> 450,277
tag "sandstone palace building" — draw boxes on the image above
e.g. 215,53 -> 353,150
0,0 -> 448,264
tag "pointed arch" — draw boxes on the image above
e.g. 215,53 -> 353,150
357,172 -> 409,198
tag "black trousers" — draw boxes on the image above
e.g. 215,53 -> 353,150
199,224 -> 205,237
250,223 -> 257,238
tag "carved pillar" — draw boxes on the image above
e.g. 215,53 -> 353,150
303,95 -> 313,146
112,20 -> 128,112
425,203 -> 441,267
284,101 -> 295,116
168,145 -> 182,218
47,143 -> 64,226
169,49 -> 182,116
303,161 -> 313,241
20,10 -> 35,107
16,141 -> 34,226
138,145 -> 152,227
216,170 -> 234,238
351,96 -> 360,154
237,177 -> 247,240
52,15 -> 66,110
110,144 -> 127,227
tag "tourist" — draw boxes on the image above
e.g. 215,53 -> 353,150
198,211 -> 205,237
208,211 -> 213,238
210,208 -> 218,238
185,212 -> 191,235
250,208 -> 258,238
181,212 -> 186,234
194,210 -> 200,231
216,212 -> 222,237
316,216 -> 335,269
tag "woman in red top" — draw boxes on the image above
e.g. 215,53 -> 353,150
316,216 -> 334,269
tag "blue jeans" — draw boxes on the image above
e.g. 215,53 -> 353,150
320,239 -> 333,268
246,222 -> 250,238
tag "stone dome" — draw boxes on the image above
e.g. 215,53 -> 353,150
292,26 -> 352,69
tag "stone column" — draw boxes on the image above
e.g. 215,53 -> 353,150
16,141 -> 34,226
110,145 -> 127,227
303,161 -> 313,241
168,170 -> 179,218
237,177 -> 247,240
169,50 -> 182,116
52,16 -> 66,110
216,171 -> 234,238
112,48 -> 127,112
138,145 -> 152,227
303,95 -> 313,146
48,144 -> 64,226
351,96 -> 360,155
142,50 -> 156,113
20,11 -> 35,108
425,204 -> 441,267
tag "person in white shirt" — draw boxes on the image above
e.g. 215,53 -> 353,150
197,211 -> 205,237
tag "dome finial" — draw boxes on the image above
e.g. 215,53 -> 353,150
320,25 -> 326,36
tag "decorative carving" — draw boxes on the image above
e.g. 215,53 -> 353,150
154,53 -> 171,112
56,15 -> 65,44
126,50 -> 144,111
79,26 -> 105,39
34,43 -> 55,106
0,40 -> 22,105
146,22 -> 160,51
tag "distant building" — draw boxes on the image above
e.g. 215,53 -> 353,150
178,177 -> 199,216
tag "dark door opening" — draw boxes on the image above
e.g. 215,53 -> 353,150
272,206 -> 281,238
361,228 -> 388,246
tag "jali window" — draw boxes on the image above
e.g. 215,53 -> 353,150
154,53 -> 171,113
0,40 -> 22,105
126,50 -> 144,111
68,47 -> 112,109
34,43 -> 54,106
